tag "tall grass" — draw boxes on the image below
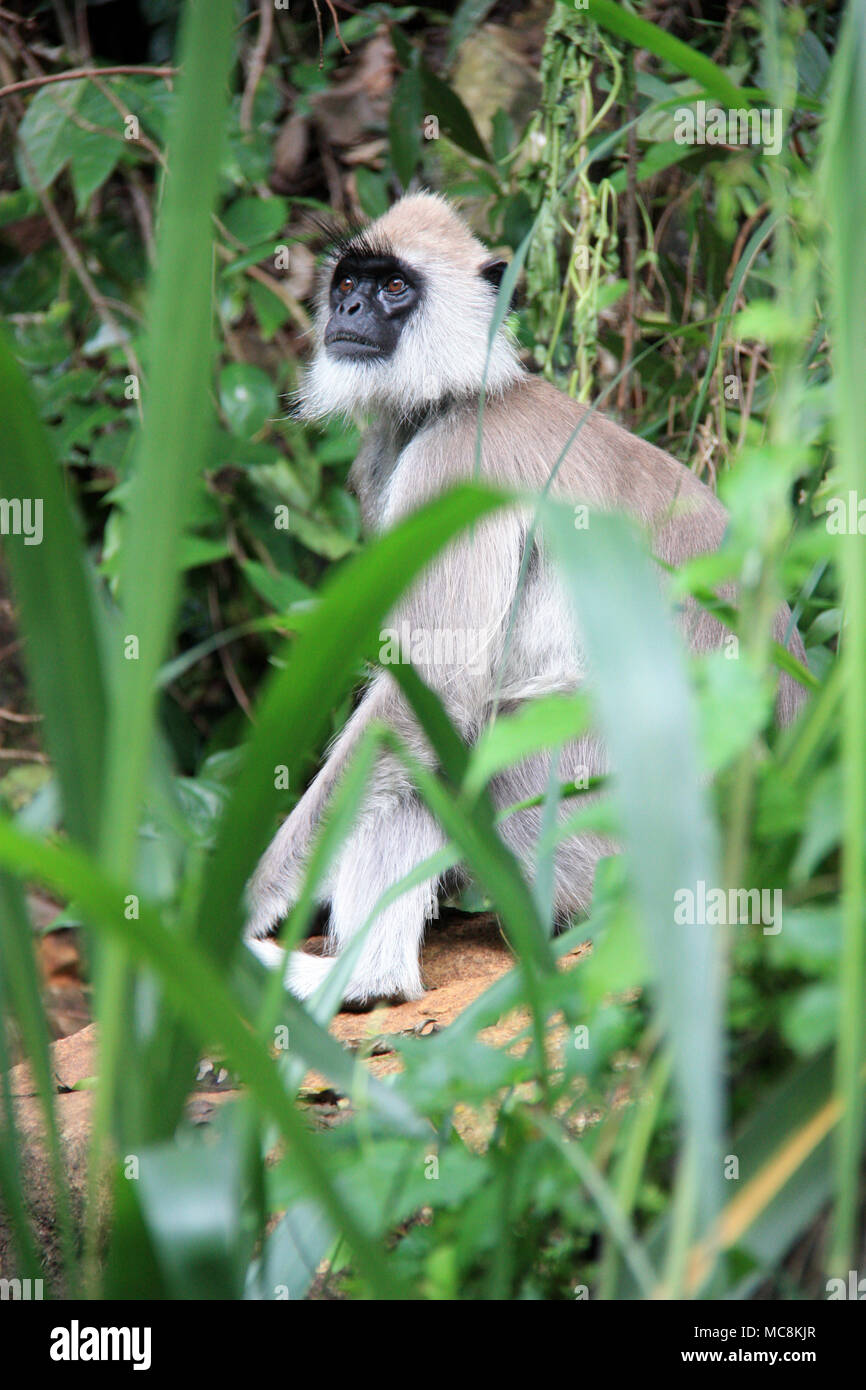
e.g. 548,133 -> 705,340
0,0 -> 861,1299
823,0 -> 866,1275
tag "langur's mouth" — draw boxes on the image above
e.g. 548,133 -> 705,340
324,329 -> 386,359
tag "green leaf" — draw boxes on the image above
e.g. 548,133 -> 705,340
695,650 -> 773,772
176,535 -> 231,570
617,1049 -> 864,1298
797,30 -> 832,97
246,1200 -> 335,1300
221,194 -> 288,245
419,63 -> 490,163
285,508 -> 358,560
539,499 -> 723,1247
587,0 -> 748,108
447,0 -> 498,63
608,138 -> 696,192
11,303 -> 73,370
134,1135 -> 249,1299
823,0 -> 866,1272
87,0 -> 239,1270
781,984 -> 839,1057
17,81 -> 85,189
50,402 -> 118,459
389,68 -> 423,188
248,279 -> 290,341
465,693 -> 590,792
0,814 -> 411,1299
16,81 -> 124,208
0,331 -> 106,847
768,906 -> 841,974
68,87 -> 126,210
355,166 -> 389,220
0,188 -> 39,226
219,363 -> 279,438
241,558 -> 312,612
211,432 -> 283,470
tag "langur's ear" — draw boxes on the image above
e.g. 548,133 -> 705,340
480,257 -> 520,311
480,258 -> 508,290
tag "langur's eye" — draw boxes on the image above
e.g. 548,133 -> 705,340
384,276 -> 407,294
337,276 -> 355,294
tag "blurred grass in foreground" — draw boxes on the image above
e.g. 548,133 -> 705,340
0,0 -> 862,1299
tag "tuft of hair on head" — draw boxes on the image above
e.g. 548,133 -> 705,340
299,211 -> 395,289
298,191 -> 523,424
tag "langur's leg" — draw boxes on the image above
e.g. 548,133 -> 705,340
243,777 -> 335,945
490,736 -> 613,923
244,677 -> 400,945
277,790 -> 447,1007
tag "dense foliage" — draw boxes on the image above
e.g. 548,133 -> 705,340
0,0 -> 862,1301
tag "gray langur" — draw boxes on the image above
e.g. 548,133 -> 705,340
244,191 -> 806,1006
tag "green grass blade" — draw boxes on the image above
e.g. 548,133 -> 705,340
589,0 -> 748,107
0,873 -> 76,1285
539,500 -> 723,1262
386,662 -> 553,982
0,815 -> 412,1298
616,1049 -> 864,1297
0,907 -> 42,1282
0,333 -> 106,848
536,1111 -> 658,1299
822,0 -> 866,1276
100,0 -> 235,872
84,0 -> 236,1277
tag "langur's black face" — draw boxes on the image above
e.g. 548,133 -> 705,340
324,252 -> 423,361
